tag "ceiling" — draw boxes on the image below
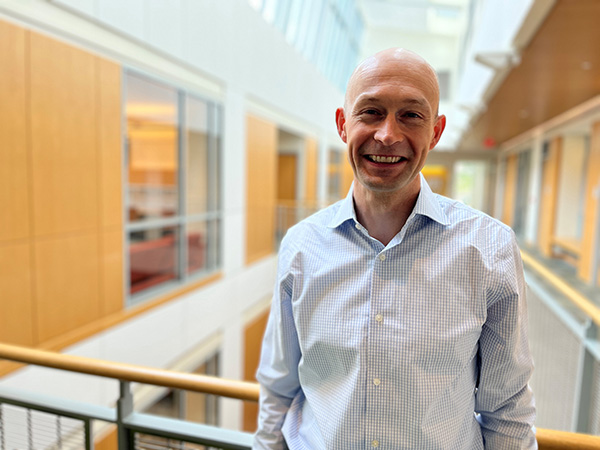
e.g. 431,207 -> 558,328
460,0 -> 600,150
358,0 -> 469,34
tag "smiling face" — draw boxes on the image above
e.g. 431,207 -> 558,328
336,49 -> 446,200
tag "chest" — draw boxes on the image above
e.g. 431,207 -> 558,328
290,245 -> 487,374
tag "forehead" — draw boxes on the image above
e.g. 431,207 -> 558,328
348,58 -> 438,112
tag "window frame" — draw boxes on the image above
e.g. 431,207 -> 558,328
122,69 -> 223,307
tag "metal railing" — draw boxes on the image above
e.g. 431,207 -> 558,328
0,344 -> 256,449
520,249 -> 600,434
0,342 -> 600,448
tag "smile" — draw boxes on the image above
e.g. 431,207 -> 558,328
366,155 -> 406,164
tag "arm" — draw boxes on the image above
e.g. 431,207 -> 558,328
475,230 -> 537,449
254,262 -> 302,449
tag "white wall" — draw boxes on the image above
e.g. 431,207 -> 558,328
0,0 -> 346,432
555,135 -> 587,240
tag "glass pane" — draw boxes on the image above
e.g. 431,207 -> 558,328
186,96 -> 209,216
129,226 -> 179,295
208,218 -> 221,270
126,73 -> 179,222
187,221 -> 207,275
210,105 -> 222,212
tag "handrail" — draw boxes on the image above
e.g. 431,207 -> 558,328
0,342 -> 259,402
520,249 -> 600,327
2,342 -> 600,448
536,428 -> 600,449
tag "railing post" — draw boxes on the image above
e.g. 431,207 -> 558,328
576,321 -> 598,433
84,419 -> 93,450
117,381 -> 134,450
0,403 -> 5,450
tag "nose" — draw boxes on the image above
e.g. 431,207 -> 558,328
374,116 -> 405,146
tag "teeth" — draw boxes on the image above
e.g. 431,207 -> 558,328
369,155 -> 403,163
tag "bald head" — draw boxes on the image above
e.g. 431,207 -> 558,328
344,48 -> 440,115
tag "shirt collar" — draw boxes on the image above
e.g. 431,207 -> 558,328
327,183 -> 357,229
412,173 -> 450,226
327,173 -> 449,229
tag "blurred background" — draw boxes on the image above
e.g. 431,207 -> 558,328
1,0 -> 600,448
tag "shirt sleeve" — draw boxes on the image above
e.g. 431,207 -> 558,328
475,229 -> 537,449
253,246 -> 302,449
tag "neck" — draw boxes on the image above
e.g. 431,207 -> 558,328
353,178 -> 421,246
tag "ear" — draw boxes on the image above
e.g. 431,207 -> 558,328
335,107 -> 347,143
429,114 -> 446,150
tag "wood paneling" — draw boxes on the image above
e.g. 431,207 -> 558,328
98,59 -> 123,229
538,137 -> 562,257
101,227 -> 124,316
462,0 -> 600,149
246,115 -> 277,264
242,309 -> 270,432
277,154 -> 297,201
30,31 -> 98,237
304,137 -> 318,203
0,242 -> 34,346
94,426 -> 117,450
579,122 -> 600,282
0,20 -> 29,242
35,233 -> 101,342
502,155 -> 518,227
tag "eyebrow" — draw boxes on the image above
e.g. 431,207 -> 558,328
353,95 -> 430,110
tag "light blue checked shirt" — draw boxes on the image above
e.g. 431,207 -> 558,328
255,176 -> 536,449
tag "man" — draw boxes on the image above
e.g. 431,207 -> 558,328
254,48 -> 536,449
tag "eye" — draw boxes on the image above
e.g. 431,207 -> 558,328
363,109 -> 381,116
403,112 -> 422,119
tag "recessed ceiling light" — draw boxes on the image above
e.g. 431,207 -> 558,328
519,109 -> 529,119
581,61 -> 592,70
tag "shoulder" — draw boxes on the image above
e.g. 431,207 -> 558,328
282,199 -> 344,246
431,193 -> 519,270
277,199 -> 345,267
435,193 -> 514,242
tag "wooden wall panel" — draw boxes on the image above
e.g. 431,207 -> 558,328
101,228 -> 124,316
242,309 -> 270,432
30,31 -> 98,237
304,137 -> 318,204
246,115 -> 277,264
94,427 -> 117,450
0,21 -> 29,242
502,154 -> 518,227
579,122 -> 600,282
277,154 -> 297,201
98,59 -> 123,229
0,19 -> 131,364
538,137 -> 562,257
0,242 -> 34,346
35,233 -> 101,342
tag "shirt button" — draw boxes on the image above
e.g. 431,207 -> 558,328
379,254 -> 386,261
372,440 -> 379,447
375,314 -> 383,322
373,378 -> 381,386
355,223 -> 362,230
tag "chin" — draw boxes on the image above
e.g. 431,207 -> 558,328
358,174 -> 418,195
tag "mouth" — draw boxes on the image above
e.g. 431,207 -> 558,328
365,155 -> 407,164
